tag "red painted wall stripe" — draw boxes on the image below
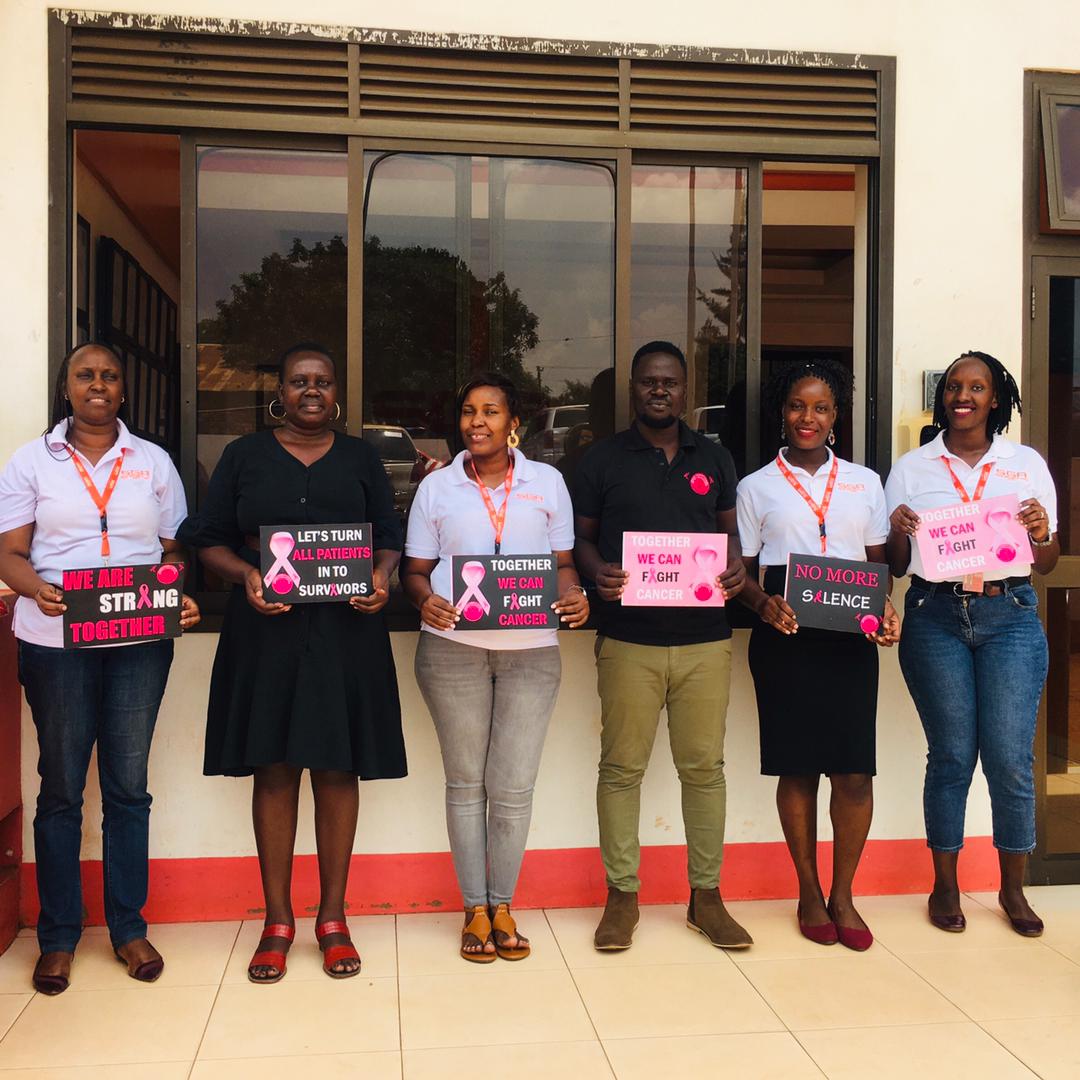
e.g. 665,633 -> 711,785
18,838 -> 999,926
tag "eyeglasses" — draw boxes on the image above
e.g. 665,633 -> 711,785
636,377 -> 682,391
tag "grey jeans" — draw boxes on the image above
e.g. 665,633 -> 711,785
415,632 -> 561,908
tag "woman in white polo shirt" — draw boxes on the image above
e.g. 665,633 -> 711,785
0,343 -> 199,994
886,351 -> 1058,937
403,372 -> 588,963
736,359 -> 899,952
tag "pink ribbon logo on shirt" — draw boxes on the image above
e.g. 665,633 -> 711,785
458,560 -> 491,623
264,531 -> 302,595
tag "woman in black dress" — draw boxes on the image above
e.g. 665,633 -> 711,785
179,343 -> 405,983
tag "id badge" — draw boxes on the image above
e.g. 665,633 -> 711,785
961,572 -> 984,593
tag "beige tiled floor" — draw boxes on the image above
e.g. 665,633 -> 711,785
1,887 -> 1079,1077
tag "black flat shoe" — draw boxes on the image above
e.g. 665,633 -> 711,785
927,896 -> 966,933
32,952 -> 71,995
998,892 -> 1043,937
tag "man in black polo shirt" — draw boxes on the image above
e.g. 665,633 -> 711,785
574,341 -> 751,952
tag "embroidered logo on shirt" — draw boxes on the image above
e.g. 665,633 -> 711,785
514,492 -> 544,503
995,468 -> 1029,482
836,481 -> 866,493
686,472 -> 714,495
119,469 -> 151,481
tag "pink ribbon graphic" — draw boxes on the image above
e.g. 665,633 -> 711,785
136,583 -> 152,609
459,560 -> 491,623
985,507 -> 1018,563
690,544 -> 719,602
265,531 -> 303,595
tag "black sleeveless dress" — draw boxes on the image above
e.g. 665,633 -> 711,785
178,430 -> 407,779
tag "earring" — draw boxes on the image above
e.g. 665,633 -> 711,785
332,403 -> 342,421
828,429 -> 836,446
267,399 -> 286,421
121,396 -> 125,404
507,428 -> 520,450
779,419 -> 786,441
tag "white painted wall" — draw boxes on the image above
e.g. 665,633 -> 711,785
6,0 -> 1080,863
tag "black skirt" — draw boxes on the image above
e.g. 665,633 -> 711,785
748,567 -> 878,776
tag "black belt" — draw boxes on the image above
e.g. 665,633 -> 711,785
910,574 -> 1030,598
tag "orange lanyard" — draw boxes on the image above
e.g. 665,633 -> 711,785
468,456 -> 514,554
67,448 -> 125,562
775,452 -> 839,555
942,457 -> 993,503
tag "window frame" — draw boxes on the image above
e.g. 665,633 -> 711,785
1040,90 -> 1080,231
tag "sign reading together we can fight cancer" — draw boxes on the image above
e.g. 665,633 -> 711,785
451,554 -> 559,630
620,531 -> 728,607
61,563 -> 185,648
914,493 -> 1033,582
258,524 -> 374,603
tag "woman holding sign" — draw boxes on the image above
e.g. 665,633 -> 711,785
179,343 -> 405,982
886,352 -> 1058,936
0,342 -> 199,994
403,372 -> 588,962
736,359 -> 899,951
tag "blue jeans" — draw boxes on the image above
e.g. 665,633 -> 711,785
898,583 -> 1047,854
18,639 -> 174,953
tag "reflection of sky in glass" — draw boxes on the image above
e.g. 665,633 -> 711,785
1057,105 -> 1080,217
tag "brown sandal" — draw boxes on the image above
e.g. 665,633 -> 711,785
491,903 -> 530,961
460,905 -> 496,964
32,952 -> 72,995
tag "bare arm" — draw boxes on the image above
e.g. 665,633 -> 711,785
198,543 -> 291,617
401,555 -> 459,630
715,507 -> 746,600
349,548 -> 401,615
0,524 -> 64,615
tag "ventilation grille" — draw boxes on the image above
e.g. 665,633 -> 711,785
70,29 -> 350,114
356,47 -> 621,128
630,61 -> 878,138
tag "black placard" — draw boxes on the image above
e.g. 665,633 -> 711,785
259,524 -> 373,604
451,554 -> 559,630
61,563 -> 185,649
784,553 -> 889,634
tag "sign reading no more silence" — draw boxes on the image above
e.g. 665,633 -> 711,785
451,554 -> 559,630
784,553 -> 889,634
62,563 -> 185,649
259,524 -> 374,603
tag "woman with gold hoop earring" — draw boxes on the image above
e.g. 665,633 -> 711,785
179,341 -> 406,983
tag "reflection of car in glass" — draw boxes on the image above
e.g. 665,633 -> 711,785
521,405 -> 588,464
362,424 -> 427,519
692,405 -> 726,444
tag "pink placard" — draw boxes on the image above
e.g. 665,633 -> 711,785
914,492 -> 1033,582
620,531 -> 728,606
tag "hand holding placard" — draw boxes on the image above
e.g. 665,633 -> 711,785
913,493 -> 1032,582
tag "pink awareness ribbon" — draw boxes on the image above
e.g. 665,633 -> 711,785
136,583 -> 152,609
690,544 -> 719,602
985,507 -> 1018,563
264,531 -> 303,594
459,560 -> 491,622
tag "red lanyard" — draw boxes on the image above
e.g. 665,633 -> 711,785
942,457 -> 992,503
468,456 -> 514,554
775,452 -> 839,555
68,448 -> 125,562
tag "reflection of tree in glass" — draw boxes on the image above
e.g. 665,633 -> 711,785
199,236 -> 348,370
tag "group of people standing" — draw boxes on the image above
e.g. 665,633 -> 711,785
0,336 -> 1057,994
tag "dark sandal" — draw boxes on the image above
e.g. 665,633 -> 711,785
491,903 -> 530,961
461,905 -> 496,964
114,940 -> 164,983
316,920 -> 362,979
32,952 -> 71,995
247,922 -> 295,984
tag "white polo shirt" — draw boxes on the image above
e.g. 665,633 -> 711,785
884,431 -> 1058,581
405,448 -> 575,650
0,420 -> 188,648
737,448 -> 888,565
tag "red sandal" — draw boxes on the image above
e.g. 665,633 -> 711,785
316,920 -> 361,979
247,923 -> 295,985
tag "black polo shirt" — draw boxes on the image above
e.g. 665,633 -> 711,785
574,421 -> 739,646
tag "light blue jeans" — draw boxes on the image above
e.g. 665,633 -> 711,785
415,633 -> 561,908
898,582 -> 1047,854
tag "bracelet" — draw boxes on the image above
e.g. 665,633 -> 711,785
568,583 -> 587,596
1031,531 -> 1055,548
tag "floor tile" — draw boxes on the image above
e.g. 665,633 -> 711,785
966,884 -> 1080,915
545,905 -> 735,969
603,1032 -> 822,1079
404,1040 -> 613,1079
980,1015 -> 1080,1080
0,1066 -> 192,1079
197,976 -> 399,1059
573,962 -> 781,1039
192,1051 -> 402,1079
222,915 -> 396,983
0,986 -> 216,1068
0,994 -> 32,1040
396,910 -> 565,976
902,946 -> 1080,1020
797,1021 -> 1036,1079
0,939 -> 41,994
722,900 -> 864,964
737,953 -> 963,1030
399,968 -> 594,1050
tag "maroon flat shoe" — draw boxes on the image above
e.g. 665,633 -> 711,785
797,904 -> 838,946
998,892 -> 1043,938
828,903 -> 873,952
928,896 -> 966,933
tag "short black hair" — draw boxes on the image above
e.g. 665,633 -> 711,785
50,341 -> 126,428
456,371 -> 521,421
931,351 -> 1021,436
632,340 -> 687,374
278,341 -> 336,383
765,357 -> 853,419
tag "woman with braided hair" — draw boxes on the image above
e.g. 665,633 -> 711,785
886,351 -> 1058,936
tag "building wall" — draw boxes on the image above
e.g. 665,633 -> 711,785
4,0 -> 1079,912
